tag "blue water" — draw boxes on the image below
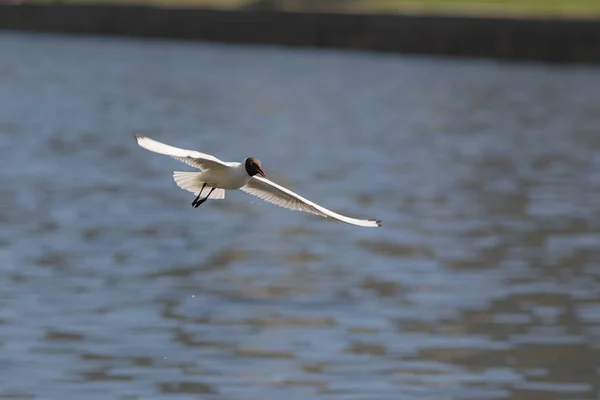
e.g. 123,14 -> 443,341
1,32 -> 599,400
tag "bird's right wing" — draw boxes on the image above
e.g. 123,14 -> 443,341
240,176 -> 381,228
134,134 -> 230,170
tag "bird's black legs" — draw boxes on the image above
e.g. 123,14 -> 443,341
192,183 -> 207,207
192,187 -> 215,208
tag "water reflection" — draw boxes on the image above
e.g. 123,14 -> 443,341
0,32 -> 599,399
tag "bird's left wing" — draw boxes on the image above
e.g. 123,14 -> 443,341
240,176 -> 381,228
134,134 -> 231,170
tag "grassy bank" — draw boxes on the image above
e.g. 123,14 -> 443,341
29,0 -> 600,18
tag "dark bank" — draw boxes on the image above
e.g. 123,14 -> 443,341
1,3 -> 600,64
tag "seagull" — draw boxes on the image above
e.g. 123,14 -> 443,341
133,134 -> 381,227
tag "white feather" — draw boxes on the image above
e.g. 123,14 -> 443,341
134,134 -> 231,170
240,176 -> 381,227
173,171 -> 225,199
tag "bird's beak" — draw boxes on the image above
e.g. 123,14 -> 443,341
258,168 -> 265,177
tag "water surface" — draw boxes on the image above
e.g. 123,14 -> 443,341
1,32 -> 600,400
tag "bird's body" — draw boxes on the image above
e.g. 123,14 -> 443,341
193,162 -> 250,190
134,134 -> 381,227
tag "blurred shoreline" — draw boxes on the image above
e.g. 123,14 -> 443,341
1,3 -> 600,64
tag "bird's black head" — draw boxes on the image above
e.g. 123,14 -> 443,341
245,157 -> 265,177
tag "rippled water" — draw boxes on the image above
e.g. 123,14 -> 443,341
1,32 -> 600,400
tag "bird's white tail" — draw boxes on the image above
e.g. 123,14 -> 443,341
172,171 -> 225,199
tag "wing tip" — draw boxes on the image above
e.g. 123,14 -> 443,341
369,219 -> 382,227
132,132 -> 145,143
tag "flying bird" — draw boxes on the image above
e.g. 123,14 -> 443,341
133,134 -> 381,227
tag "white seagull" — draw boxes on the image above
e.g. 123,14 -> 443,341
133,134 -> 381,228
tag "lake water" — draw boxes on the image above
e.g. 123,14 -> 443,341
1,32 -> 599,400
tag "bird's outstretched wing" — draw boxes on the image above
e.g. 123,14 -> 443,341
134,134 -> 230,170
240,176 -> 381,228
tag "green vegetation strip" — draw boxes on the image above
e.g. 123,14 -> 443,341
28,0 -> 600,18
